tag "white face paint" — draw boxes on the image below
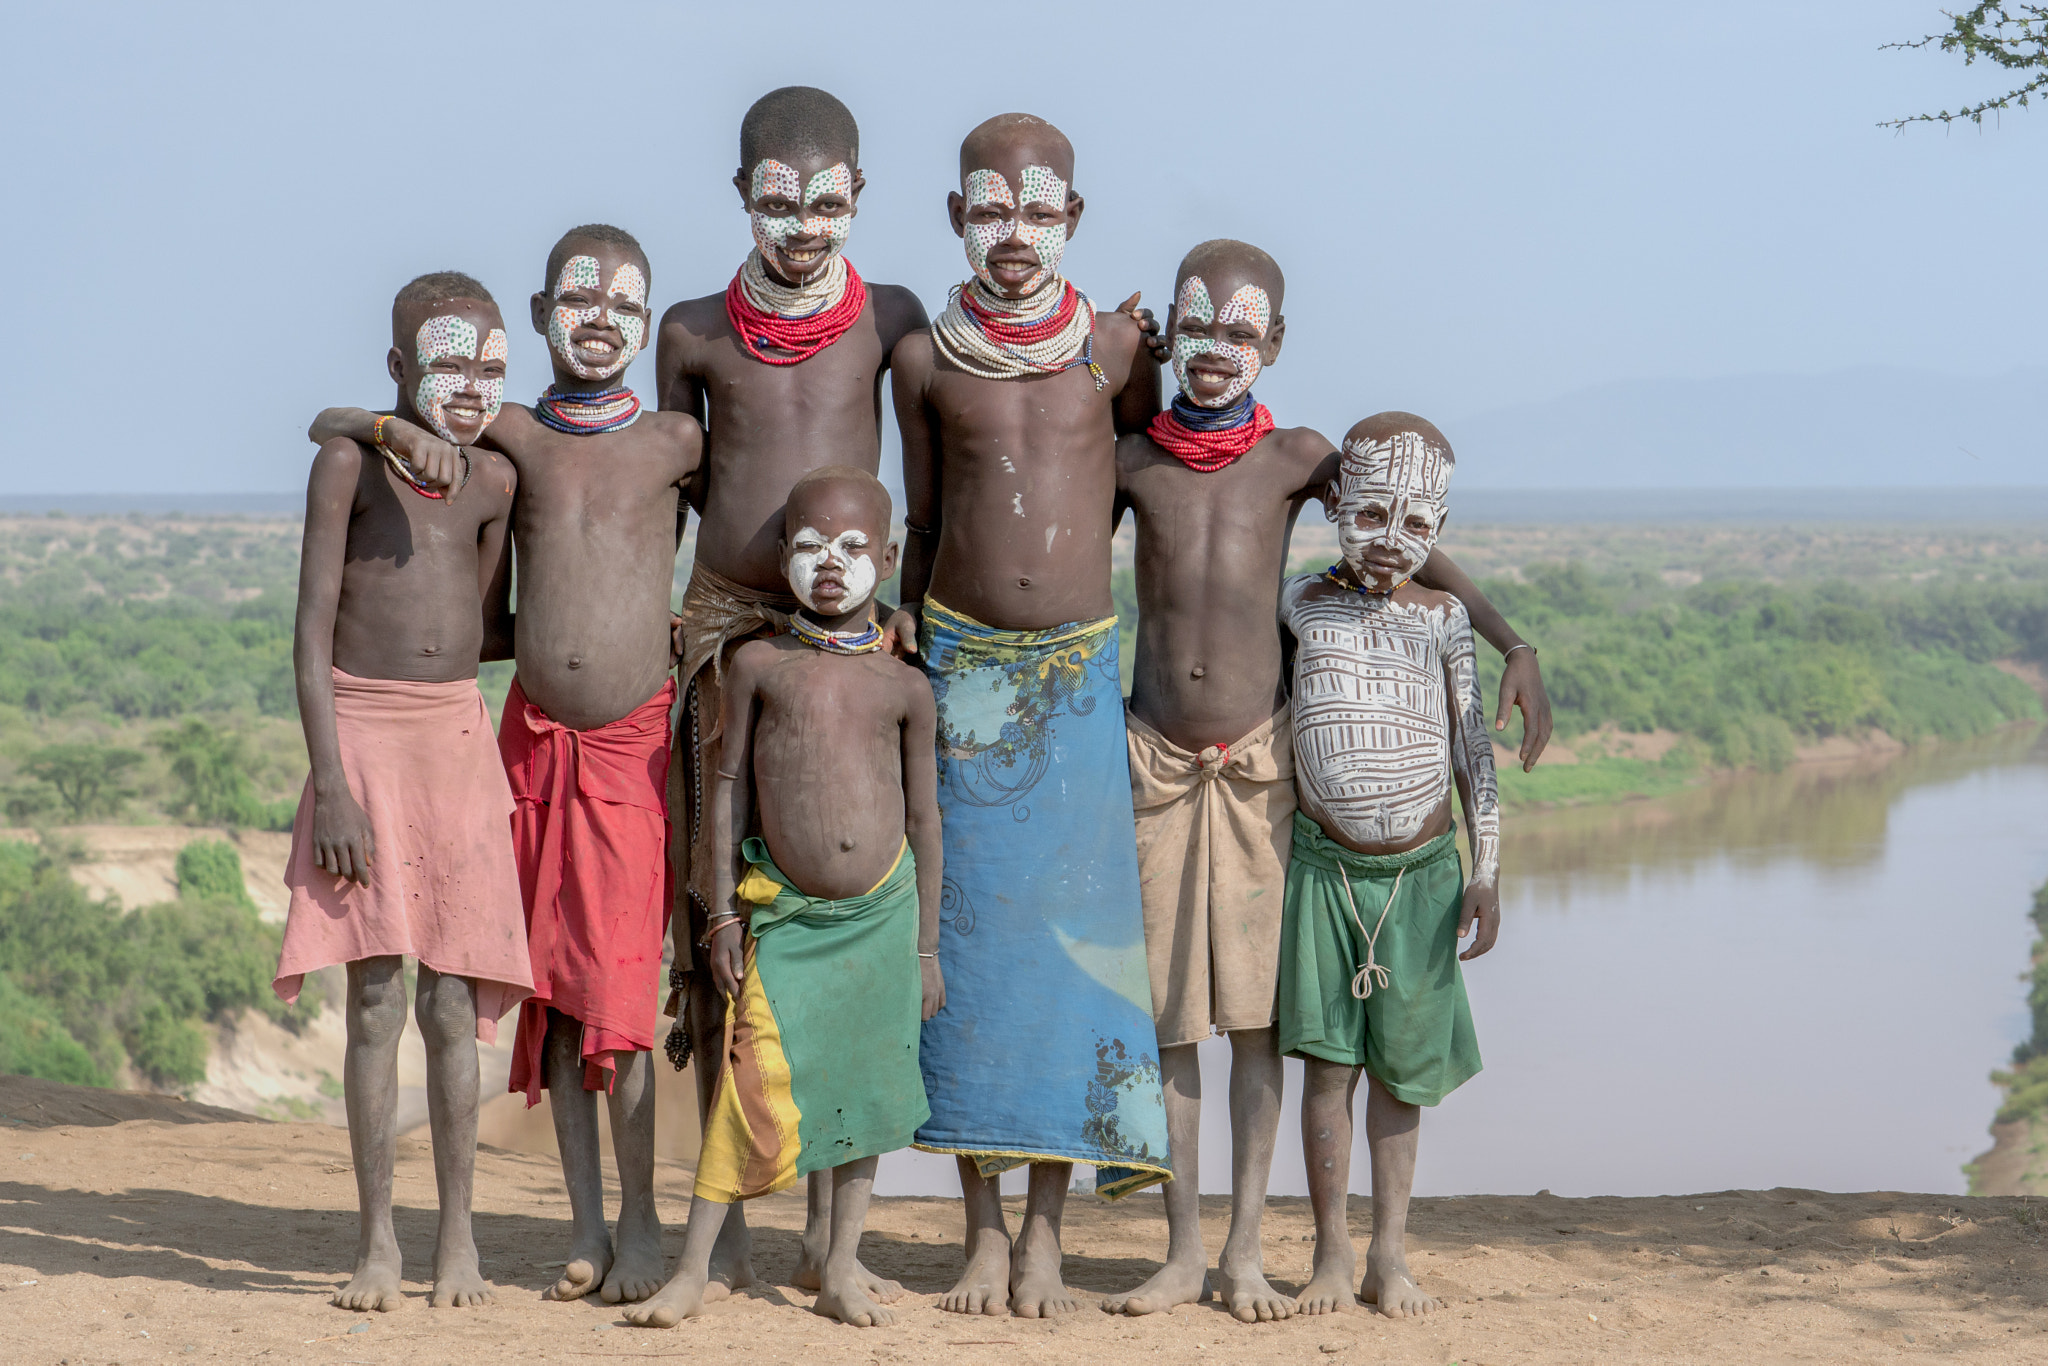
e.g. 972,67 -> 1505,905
750,159 -> 855,266
785,524 -> 877,614
547,255 -> 648,381
1329,429 -> 1454,591
1170,275 -> 1272,408
413,315 -> 508,444
962,164 -> 1068,294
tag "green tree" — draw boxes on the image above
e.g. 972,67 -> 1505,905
175,839 -> 254,907
1886,4 -> 2048,127
24,743 -> 143,821
0,973 -> 107,1086
153,718 -> 266,827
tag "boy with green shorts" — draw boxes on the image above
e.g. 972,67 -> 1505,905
1276,411 -> 1502,1319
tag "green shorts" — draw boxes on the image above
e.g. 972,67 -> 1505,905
1276,812 -> 1482,1106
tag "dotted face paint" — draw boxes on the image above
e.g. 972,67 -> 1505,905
961,164 -> 1068,294
1170,276 -> 1272,409
413,316 -> 507,444
750,159 -> 855,263
547,255 -> 647,381
784,524 -> 877,614
1330,429 -> 1454,591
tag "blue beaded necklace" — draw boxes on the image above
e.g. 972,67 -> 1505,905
788,613 -> 884,655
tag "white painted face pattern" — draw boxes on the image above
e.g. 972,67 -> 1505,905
1170,275 -> 1271,408
785,525 -> 877,614
413,315 -> 502,444
750,159 -> 855,262
1281,580 -> 1500,886
1331,430 -> 1453,590
961,165 -> 1068,294
548,255 -> 644,381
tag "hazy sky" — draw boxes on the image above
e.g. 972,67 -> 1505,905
4,1 -> 2041,493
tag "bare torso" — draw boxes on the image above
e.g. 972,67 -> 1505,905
733,636 -> 924,899
1117,427 -> 1338,751
1280,576 -> 1468,856
328,443 -> 518,682
483,404 -> 701,729
898,310 -> 1148,630
656,283 -> 926,594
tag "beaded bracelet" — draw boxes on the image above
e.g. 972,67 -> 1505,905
371,414 -> 393,452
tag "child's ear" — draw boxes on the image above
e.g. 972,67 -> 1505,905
1322,480 -> 1340,521
529,292 -> 550,337
880,539 -> 900,580
733,168 -> 751,209
387,346 -> 406,386
947,190 -> 967,239
849,169 -> 867,213
1264,313 -> 1287,366
1064,190 -> 1084,240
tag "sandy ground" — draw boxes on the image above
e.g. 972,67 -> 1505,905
3,1079 -> 2047,1365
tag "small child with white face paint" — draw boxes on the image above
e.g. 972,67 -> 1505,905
1275,411 -> 1500,1322
626,466 -> 944,1332
279,271 -> 531,1313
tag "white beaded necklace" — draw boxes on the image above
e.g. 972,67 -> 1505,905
930,275 -> 1100,385
737,247 -> 848,319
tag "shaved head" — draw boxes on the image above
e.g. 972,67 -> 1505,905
959,112 -> 1075,185
1344,411 -> 1453,460
787,463 -> 892,528
390,272 -> 498,347
742,85 -> 860,169
1178,239 -> 1284,314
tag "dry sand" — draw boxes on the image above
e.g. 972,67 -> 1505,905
3,1079 -> 2046,1364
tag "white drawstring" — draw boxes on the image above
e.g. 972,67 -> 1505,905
1335,865 -> 1403,1000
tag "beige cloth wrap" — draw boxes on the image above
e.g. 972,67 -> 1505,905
1126,703 -> 1296,1048
667,563 -> 797,976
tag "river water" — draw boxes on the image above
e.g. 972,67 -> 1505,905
873,726 -> 2048,1199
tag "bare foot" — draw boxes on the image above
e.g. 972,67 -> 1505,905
550,1232 -> 614,1301
600,1212 -> 666,1304
795,1248 -> 904,1305
1101,1259 -> 1208,1316
1294,1244 -> 1358,1316
622,1266 -> 709,1328
1361,1247 -> 1440,1318
814,1267 -> 896,1327
333,1251 -> 405,1313
703,1214 -> 754,1304
938,1235 -> 1011,1316
1008,1231 -> 1079,1318
429,1243 -> 494,1309
1215,1259 -> 1294,1323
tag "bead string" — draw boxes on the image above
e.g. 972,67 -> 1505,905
787,614 -> 884,655
930,276 -> 1103,388
380,444 -> 470,500
535,385 -> 642,435
1147,392 -> 1276,472
725,250 -> 868,366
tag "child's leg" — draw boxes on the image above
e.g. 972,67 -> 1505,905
796,1170 -> 904,1302
1215,1026 -> 1292,1321
413,967 -> 489,1308
811,1156 -> 889,1326
542,1008 -> 613,1300
938,1157 -> 1011,1316
1360,1074 -> 1440,1317
623,1192 -> 731,1327
1296,1058 -> 1361,1315
1009,1161 -> 1078,1318
1103,1040 -> 1207,1316
336,956 -> 408,1312
599,1049 -> 665,1303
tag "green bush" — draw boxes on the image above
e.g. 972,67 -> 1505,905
0,972 -> 107,1086
175,839 -> 253,907
154,719 -> 294,831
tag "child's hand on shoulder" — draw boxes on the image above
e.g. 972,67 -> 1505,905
1458,880 -> 1500,962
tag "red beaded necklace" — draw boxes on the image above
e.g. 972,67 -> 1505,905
1147,399 -> 1276,473
725,257 -> 869,366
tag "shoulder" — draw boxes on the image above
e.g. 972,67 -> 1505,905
311,436 -> 367,475
729,635 -> 784,679
889,326 -> 936,378
1115,429 -> 1163,480
880,652 -> 936,703
637,408 -> 704,453
659,290 -> 731,341
478,403 -> 538,453
470,447 -> 518,502
1278,571 -> 1326,619
1090,300 -> 1141,355
1398,585 -> 1467,638
1271,425 -> 1339,492
865,281 -> 930,342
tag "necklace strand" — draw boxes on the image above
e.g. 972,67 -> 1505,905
725,250 -> 868,366
788,614 -> 884,655
1148,392 -> 1275,472
930,277 -> 1104,388
535,385 -> 642,435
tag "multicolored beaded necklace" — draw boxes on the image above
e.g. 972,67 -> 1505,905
1322,561 -> 1406,597
1147,392 -> 1276,472
535,385 -> 642,435
788,612 -> 884,655
725,250 -> 869,366
381,446 -> 470,500
931,277 -> 1104,388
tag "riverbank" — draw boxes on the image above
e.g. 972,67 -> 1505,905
3,1075 -> 2045,1365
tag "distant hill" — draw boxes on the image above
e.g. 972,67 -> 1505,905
1449,366 -> 2048,489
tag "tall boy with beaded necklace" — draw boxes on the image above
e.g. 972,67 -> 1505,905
652,86 -> 933,1303
626,466 -> 943,1331
1106,240 -> 1549,1324
308,225 -> 703,1309
883,111 -> 1174,1320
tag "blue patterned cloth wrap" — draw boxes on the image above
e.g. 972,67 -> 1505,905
912,598 -> 1171,1198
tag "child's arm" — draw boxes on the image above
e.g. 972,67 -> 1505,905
1414,548 -> 1551,772
705,649 -> 764,1000
901,669 -> 946,1020
307,408 -> 467,501
1442,601 -> 1501,962
294,442 -> 374,885
883,338 -> 939,658
1107,294 -> 1166,437
477,458 -> 517,663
